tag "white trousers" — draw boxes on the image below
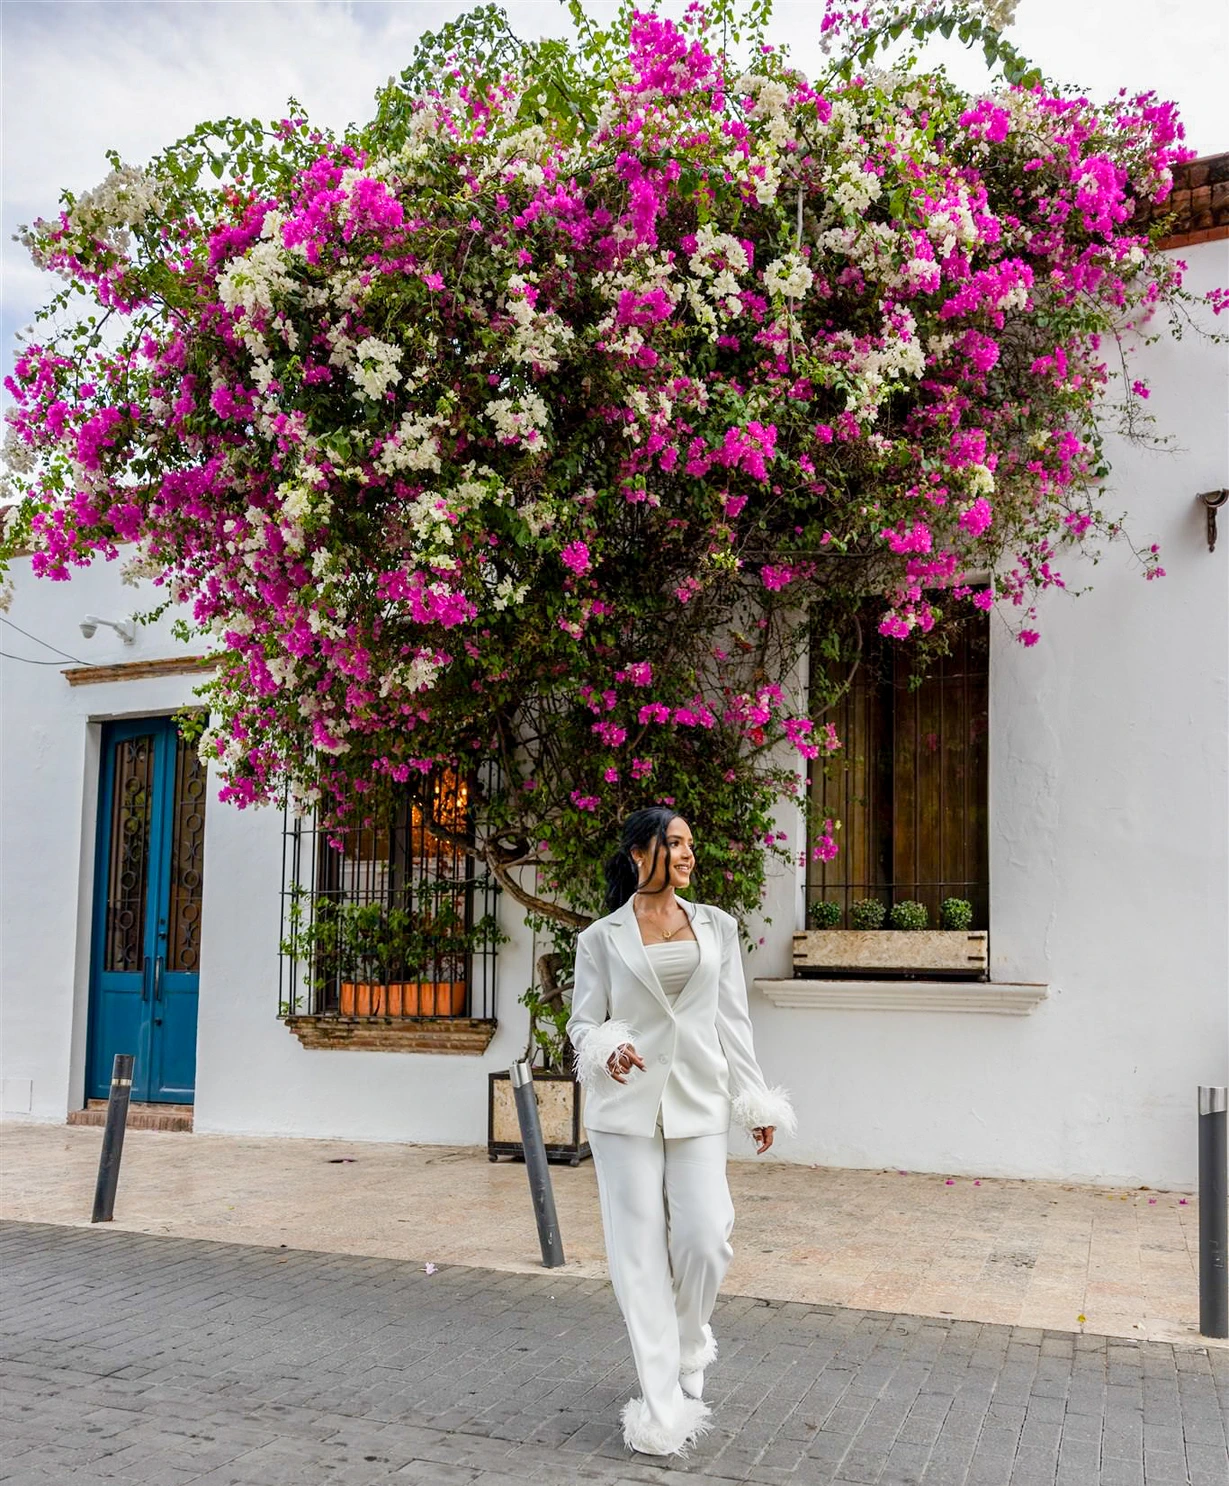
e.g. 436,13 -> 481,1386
588,1127 -> 734,1455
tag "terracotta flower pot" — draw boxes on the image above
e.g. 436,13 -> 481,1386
409,980 -> 466,1016
338,981 -> 376,1016
339,980 -> 467,1017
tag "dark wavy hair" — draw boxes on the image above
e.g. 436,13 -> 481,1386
602,806 -> 687,915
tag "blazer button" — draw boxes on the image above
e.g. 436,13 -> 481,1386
658,1054 -> 669,1065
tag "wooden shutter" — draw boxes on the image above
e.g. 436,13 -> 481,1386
808,615 -> 989,927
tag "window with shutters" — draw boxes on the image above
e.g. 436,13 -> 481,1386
807,612 -> 989,930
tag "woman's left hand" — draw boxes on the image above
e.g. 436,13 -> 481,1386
752,1126 -> 775,1155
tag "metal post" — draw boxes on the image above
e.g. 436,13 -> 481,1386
509,1060 -> 565,1268
1198,1086 -> 1228,1338
91,1054 -> 135,1223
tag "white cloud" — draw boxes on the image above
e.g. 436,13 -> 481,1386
0,2 -> 593,392
770,0 -> 1227,156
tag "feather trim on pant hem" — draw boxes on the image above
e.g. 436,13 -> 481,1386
731,1084 -> 798,1137
574,1020 -> 639,1090
679,1323 -> 717,1373
620,1395 -> 712,1456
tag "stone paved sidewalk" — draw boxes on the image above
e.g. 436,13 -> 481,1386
0,1123 -> 1210,1347
1,1222 -> 1227,1486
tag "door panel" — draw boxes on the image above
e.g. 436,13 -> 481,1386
149,732 -> 206,1101
87,718 -> 205,1103
88,727 -> 161,1100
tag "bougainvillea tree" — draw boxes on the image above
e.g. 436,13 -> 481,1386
1,0 -> 1215,934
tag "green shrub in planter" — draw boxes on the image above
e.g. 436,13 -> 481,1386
889,900 -> 929,931
850,898 -> 886,930
940,898 -> 974,931
808,899 -> 842,929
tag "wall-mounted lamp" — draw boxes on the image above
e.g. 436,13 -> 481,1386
80,614 -> 136,644
1197,490 -> 1229,553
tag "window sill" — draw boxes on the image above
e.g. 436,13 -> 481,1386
284,1016 -> 498,1053
753,978 -> 1049,1015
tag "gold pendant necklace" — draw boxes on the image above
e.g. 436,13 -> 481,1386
650,909 -> 687,941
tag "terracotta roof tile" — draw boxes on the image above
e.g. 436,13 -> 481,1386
1146,152 -> 1229,247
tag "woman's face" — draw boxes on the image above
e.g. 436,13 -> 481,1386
633,816 -> 695,893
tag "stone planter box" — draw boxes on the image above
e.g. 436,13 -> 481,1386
488,1070 -> 590,1166
793,929 -> 988,977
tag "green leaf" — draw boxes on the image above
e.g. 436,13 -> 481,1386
326,432 -> 352,464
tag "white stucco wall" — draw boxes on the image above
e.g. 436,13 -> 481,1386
748,238 -> 1229,1190
1,568 -> 195,1121
191,809 -> 538,1142
0,560 -> 536,1140
2,241 -> 1225,1185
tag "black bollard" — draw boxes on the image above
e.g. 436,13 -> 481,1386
91,1054 -> 135,1223
1198,1085 -> 1228,1339
509,1060 -> 566,1268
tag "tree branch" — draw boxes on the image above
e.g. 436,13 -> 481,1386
483,845 -> 592,929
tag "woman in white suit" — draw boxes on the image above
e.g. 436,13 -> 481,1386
567,805 -> 796,1458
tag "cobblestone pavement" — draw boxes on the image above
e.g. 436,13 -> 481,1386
1,1223 -> 1226,1486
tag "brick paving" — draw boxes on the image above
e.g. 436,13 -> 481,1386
1,1222 -> 1226,1486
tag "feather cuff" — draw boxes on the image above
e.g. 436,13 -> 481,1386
731,1084 -> 798,1137
621,1394 -> 711,1457
574,1019 -> 639,1090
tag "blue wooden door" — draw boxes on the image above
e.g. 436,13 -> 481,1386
87,717 -> 207,1103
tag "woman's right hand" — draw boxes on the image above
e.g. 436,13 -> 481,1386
607,1043 -> 646,1083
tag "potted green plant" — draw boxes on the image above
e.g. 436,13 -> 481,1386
489,948 -> 590,1165
889,900 -> 929,931
850,898 -> 886,930
281,888 -> 501,1017
807,899 -> 842,928
940,898 -> 974,930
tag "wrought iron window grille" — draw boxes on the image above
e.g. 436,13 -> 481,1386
278,765 -> 500,1022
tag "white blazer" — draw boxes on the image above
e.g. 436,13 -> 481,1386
566,896 -> 797,1140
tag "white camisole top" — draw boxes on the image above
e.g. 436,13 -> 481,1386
645,939 -> 701,999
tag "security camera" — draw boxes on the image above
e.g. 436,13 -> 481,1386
79,615 -> 136,644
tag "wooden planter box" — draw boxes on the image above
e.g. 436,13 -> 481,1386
339,980 -> 466,1017
488,1070 -> 590,1166
793,929 -> 988,977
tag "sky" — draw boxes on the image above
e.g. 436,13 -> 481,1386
2,0 -> 1227,396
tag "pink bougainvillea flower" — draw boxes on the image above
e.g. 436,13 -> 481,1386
560,539 -> 591,576
1,0 -> 1201,927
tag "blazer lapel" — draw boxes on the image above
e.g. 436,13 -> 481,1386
608,907 -> 673,1015
670,900 -> 715,1012
608,898 -> 714,1018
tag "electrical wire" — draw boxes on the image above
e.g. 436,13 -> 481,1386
0,651 -> 87,665
0,614 -> 95,667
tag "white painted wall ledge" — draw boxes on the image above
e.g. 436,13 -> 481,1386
753,978 -> 1050,1015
